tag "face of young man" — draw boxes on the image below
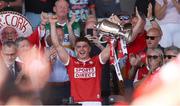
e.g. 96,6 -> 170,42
75,41 -> 91,61
1,45 -> 16,67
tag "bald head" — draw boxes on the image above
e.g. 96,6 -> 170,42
147,28 -> 162,37
53,0 -> 69,18
146,28 -> 162,49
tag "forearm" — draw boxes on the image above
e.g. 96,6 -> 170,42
130,19 -> 144,43
100,45 -> 110,63
173,1 -> 180,13
67,25 -> 76,46
50,22 -> 70,64
94,42 -> 105,50
155,4 -> 167,20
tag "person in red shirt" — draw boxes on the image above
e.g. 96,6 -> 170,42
50,15 -> 110,105
132,47 -> 164,89
128,27 -> 163,81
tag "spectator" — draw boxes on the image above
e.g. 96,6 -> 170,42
41,25 -> 74,105
0,0 -> 22,13
132,47 -> 164,88
44,0 -> 81,50
1,26 -> 18,43
164,45 -> 179,64
1,41 -> 18,79
0,41 -> 18,104
132,47 -> 164,99
132,54 -> 180,105
124,8 -> 147,79
50,15 -> 110,105
155,0 -> 180,48
129,28 -> 163,82
145,27 -> 162,49
15,37 -> 32,63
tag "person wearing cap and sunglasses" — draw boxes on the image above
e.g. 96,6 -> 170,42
164,46 -> 179,64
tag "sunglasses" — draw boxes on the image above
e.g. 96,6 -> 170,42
164,55 -> 176,59
147,55 -> 159,60
119,16 -> 130,20
145,36 -> 158,40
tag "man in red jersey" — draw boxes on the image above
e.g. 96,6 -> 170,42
50,16 -> 110,105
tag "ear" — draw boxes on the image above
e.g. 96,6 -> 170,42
89,46 -> 91,52
53,6 -> 56,13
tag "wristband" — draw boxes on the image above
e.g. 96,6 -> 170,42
150,18 -> 155,22
7,2 -> 10,7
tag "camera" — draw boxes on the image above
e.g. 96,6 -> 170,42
86,28 -> 93,36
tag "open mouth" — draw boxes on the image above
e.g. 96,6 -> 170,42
79,51 -> 86,55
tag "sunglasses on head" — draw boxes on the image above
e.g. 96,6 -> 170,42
119,15 -> 130,20
147,55 -> 159,60
164,55 -> 176,59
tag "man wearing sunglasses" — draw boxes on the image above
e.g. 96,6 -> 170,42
164,46 -> 179,64
146,28 -> 162,49
130,47 -> 164,88
129,28 -> 162,78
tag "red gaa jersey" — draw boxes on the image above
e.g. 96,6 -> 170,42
66,55 -> 103,102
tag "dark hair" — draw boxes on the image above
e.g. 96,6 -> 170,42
15,37 -> 29,47
75,37 -> 91,46
164,45 -> 180,54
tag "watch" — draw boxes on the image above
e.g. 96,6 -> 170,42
7,2 -> 11,7
150,18 -> 155,22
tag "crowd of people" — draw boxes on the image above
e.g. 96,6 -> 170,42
0,0 -> 180,105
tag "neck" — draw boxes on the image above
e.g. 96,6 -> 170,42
77,57 -> 90,62
57,16 -> 68,24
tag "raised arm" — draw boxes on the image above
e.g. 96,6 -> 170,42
172,0 -> 180,13
99,45 -> 110,64
129,7 -> 145,43
49,16 -> 70,65
67,14 -> 76,47
155,0 -> 168,20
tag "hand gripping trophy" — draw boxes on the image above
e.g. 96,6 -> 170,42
96,19 -> 132,80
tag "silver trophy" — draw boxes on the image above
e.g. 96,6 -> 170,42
96,19 -> 132,42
